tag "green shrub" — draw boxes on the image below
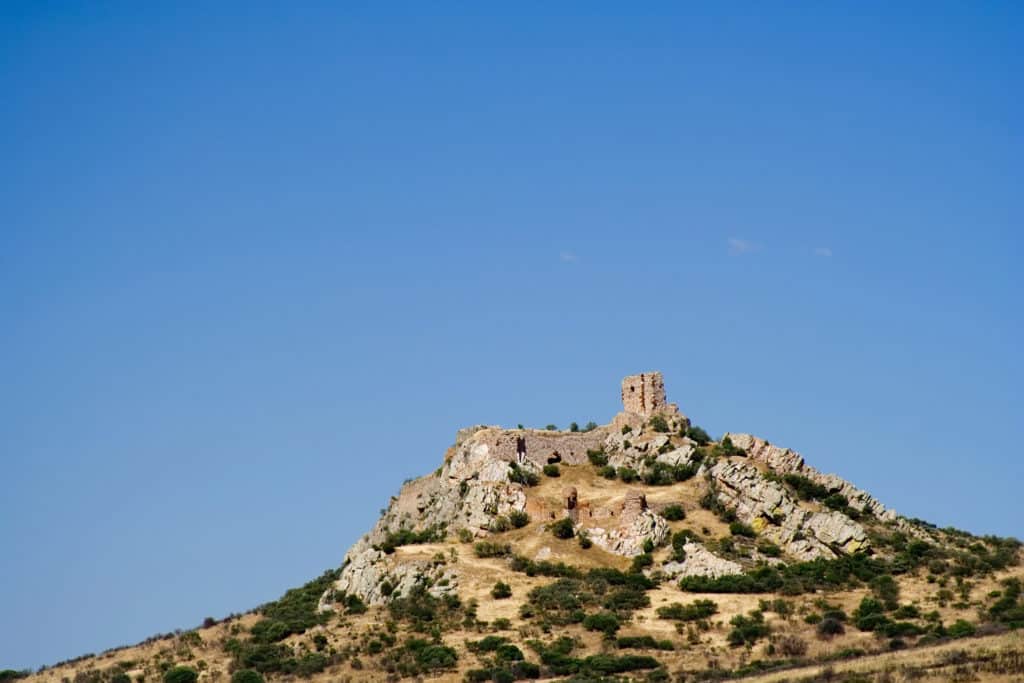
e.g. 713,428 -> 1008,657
544,424 -> 557,431
616,636 -> 674,651
377,524 -> 447,553
685,426 -> 710,445
649,415 -> 670,433
583,611 -> 621,636
618,467 -> 639,483
871,575 -> 900,610
621,425 -> 633,435
578,531 -> 592,549
948,619 -> 976,638
630,553 -> 653,573
729,521 -> 756,538
509,510 -> 530,528
163,668 -> 198,683
818,617 -> 845,638
569,422 -> 579,432
727,611 -> 770,646
550,518 -> 575,539
599,465 -> 617,479
603,586 -> 651,612
713,436 -> 745,457
582,422 -> 598,432
489,516 -> 512,532
661,505 -> 685,521
495,643 -> 523,662
294,652 -> 329,677
474,542 -> 512,558
543,464 -> 561,477
492,581 -> 512,599
657,600 -> 718,621
508,463 -> 540,486
782,474 -> 830,501
823,493 -> 849,510
587,448 -> 608,466
757,540 -> 782,557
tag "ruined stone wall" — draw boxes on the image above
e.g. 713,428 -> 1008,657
471,428 -> 608,467
621,372 -> 668,416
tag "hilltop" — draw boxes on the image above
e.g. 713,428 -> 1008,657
15,373 -> 1024,683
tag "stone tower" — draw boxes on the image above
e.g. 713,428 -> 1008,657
621,371 -> 668,417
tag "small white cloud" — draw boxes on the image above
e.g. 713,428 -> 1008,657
727,237 -> 757,254
814,247 -> 833,257
559,251 -> 577,263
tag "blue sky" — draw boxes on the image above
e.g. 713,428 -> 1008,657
2,1 -> 1021,670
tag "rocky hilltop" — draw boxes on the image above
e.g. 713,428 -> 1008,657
327,372 -> 897,609
21,372 -> 1024,683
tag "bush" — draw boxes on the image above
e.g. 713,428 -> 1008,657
508,463 -> 540,487
587,448 -> 608,466
543,464 -> 561,477
823,493 -> 849,511
492,581 -> 512,599
578,531 -> 593,549
661,505 -> 685,521
599,465 -> 617,479
817,617 -> 845,639
729,521 -> 756,538
474,542 -> 512,558
378,524 -> 447,553
489,516 -> 512,532
686,425 -> 710,445
616,636 -> 674,651
630,553 -> 653,573
727,611 -> 770,647
550,518 -> 575,539
757,540 -> 782,557
782,474 -> 830,501
583,611 -> 621,636
509,510 -> 530,528
618,467 -> 639,483
649,415 -> 670,433
163,668 -> 198,683
871,574 -> 900,610
948,619 -> 976,638
603,586 -> 651,612
656,600 -> 718,621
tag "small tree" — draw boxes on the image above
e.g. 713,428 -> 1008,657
569,422 -> 579,432
492,581 -> 512,599
543,464 -> 561,477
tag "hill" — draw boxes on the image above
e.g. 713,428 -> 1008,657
15,372 -> 1024,683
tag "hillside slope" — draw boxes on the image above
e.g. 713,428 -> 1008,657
17,373 -> 1024,683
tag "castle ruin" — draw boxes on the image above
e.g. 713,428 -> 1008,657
621,371 -> 668,417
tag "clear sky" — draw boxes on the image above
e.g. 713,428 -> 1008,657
2,1 -> 1021,671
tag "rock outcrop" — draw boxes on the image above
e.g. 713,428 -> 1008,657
725,433 -> 895,522
706,459 -> 869,560
661,542 -> 743,579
